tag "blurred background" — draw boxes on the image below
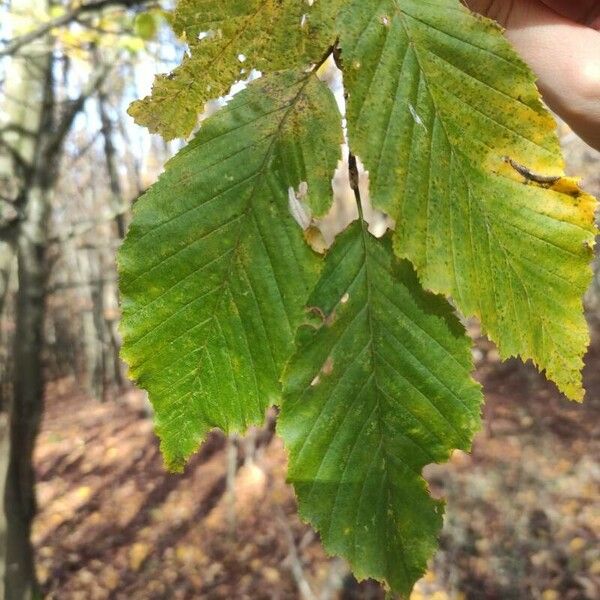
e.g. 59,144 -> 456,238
0,1 -> 599,599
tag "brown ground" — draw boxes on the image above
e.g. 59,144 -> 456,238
32,327 -> 600,600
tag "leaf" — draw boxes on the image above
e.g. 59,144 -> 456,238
339,0 -> 597,399
134,13 -> 158,40
129,0 -> 339,140
279,220 -> 482,596
121,1 -> 596,593
119,70 -> 342,469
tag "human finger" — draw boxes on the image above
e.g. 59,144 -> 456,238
540,0 -> 600,27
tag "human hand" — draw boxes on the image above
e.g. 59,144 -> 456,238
466,1 -> 600,150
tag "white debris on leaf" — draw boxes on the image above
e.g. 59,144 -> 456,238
288,182 -> 312,230
409,103 -> 426,129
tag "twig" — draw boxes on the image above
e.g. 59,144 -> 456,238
47,204 -> 132,245
276,507 -> 317,600
225,435 -> 238,539
0,0 -> 152,58
45,65 -> 112,160
47,277 -> 117,294
318,558 -> 348,600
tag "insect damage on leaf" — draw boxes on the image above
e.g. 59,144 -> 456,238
128,0 -> 341,140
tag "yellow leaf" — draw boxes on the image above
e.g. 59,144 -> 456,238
129,542 -> 150,571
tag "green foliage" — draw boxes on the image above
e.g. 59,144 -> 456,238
340,0 -> 596,401
134,12 -> 159,40
119,69 -> 342,469
120,0 -> 597,594
280,220 -> 482,596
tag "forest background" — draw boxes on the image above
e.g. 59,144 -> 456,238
0,1 -> 598,598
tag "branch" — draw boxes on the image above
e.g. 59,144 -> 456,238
44,65 -> 111,160
0,139 -> 33,177
47,277 -> 118,294
47,187 -> 147,246
276,507 -> 317,600
0,0 -> 152,58
47,205 -> 132,245
72,129 -> 103,162
0,124 -> 36,139
0,200 -> 20,235
98,85 -> 128,238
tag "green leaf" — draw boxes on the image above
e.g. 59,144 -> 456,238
119,70 -> 342,470
134,13 -> 158,40
339,0 -> 597,400
279,220 -> 482,596
129,0 -> 339,140
121,1 -> 597,593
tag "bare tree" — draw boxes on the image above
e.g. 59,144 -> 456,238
0,0 -> 152,595
0,3 -> 54,595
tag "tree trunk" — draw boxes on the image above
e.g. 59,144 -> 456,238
0,3 -> 131,596
5,190 -> 49,600
0,413 -> 9,600
98,84 -> 127,391
98,87 -> 128,239
78,249 -> 106,401
0,241 -> 15,318
0,2 -> 51,596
